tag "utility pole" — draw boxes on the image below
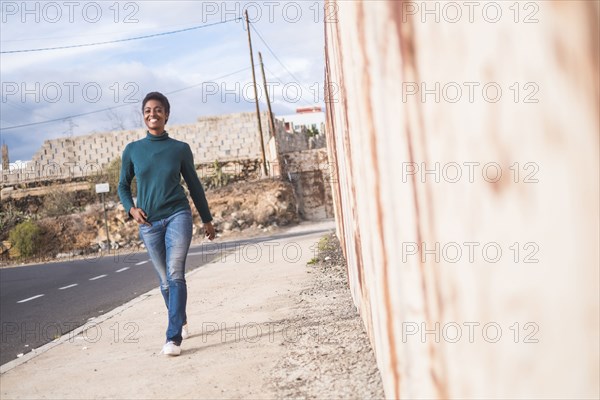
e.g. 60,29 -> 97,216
259,51 -> 282,177
259,52 -> 277,138
245,10 -> 268,177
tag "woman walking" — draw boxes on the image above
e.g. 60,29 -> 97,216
118,92 -> 215,356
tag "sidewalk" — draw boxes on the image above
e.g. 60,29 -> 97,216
1,220 -> 379,399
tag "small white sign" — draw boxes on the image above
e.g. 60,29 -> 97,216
95,183 -> 110,193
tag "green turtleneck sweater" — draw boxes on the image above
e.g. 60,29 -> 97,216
118,131 -> 213,223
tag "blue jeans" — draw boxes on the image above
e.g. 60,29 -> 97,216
139,208 -> 192,345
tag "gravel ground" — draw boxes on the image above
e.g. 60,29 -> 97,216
269,233 -> 386,399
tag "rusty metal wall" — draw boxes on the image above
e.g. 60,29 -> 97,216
324,1 -> 599,398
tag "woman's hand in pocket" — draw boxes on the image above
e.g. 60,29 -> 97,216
130,207 -> 151,226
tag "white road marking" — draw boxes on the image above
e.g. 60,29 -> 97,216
135,260 -> 149,266
89,274 -> 107,281
116,267 -> 129,273
59,284 -> 78,290
17,294 -> 44,303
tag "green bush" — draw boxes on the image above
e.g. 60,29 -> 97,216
305,126 -> 319,138
204,160 -> 231,189
8,220 -> 42,258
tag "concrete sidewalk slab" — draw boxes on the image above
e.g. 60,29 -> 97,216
0,221 -> 335,399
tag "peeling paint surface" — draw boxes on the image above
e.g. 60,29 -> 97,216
324,1 -> 599,398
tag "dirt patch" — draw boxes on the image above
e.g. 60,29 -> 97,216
269,233 -> 385,399
206,177 -> 298,230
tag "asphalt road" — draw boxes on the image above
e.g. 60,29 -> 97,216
0,228 -> 330,366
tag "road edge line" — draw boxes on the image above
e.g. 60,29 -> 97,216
0,287 -> 159,375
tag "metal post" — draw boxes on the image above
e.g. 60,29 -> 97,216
102,192 -> 110,249
245,10 -> 268,177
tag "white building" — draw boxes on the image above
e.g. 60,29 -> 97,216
277,107 -> 325,134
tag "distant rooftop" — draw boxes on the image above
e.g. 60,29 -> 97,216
276,107 -> 325,134
295,106 -> 323,114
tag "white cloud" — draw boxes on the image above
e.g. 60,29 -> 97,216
0,1 -> 325,161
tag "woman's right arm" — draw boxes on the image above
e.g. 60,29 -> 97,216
118,144 -> 151,226
117,144 -> 136,218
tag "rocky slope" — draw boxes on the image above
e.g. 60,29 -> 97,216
1,178 -> 299,266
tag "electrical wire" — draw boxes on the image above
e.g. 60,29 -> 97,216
250,23 -> 321,107
1,17 -> 241,54
0,66 -> 254,131
264,64 -> 319,108
250,23 -> 303,86
1,18 -> 322,131
0,18 -> 232,43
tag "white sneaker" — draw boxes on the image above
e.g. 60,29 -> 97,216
182,324 -> 189,340
162,341 -> 181,356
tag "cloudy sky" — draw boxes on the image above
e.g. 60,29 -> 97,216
0,0 -> 326,162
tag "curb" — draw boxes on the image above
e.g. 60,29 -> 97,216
0,289 -> 156,375
0,261 -> 211,375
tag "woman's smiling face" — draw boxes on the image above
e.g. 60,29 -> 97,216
143,99 -> 169,134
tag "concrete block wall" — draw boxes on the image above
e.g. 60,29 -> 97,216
2,111 -> 330,186
189,112 -> 269,161
273,120 -> 327,154
324,1 -> 599,399
4,112 -> 273,184
281,148 -> 334,220
275,124 -> 309,153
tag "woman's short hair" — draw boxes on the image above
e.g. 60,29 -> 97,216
142,92 -> 171,116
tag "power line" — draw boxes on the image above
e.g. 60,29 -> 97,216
249,23 -> 321,106
264,65 -> 316,108
3,100 -> 54,120
165,66 -> 251,95
0,66 -> 253,131
1,18 -> 231,43
1,20 -> 321,131
0,105 -> 131,131
1,17 -> 242,54
249,23 -> 304,85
